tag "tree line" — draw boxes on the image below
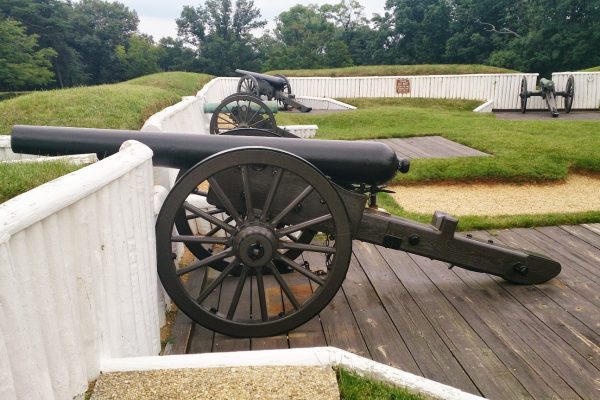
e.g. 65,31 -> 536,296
1,0 -> 599,91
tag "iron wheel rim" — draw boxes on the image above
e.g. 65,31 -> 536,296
157,148 -> 352,337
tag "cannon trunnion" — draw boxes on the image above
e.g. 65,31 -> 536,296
11,125 -> 561,337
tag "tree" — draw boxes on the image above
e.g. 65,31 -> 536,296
319,0 -> 378,65
267,4 -> 353,70
71,0 -> 139,84
115,34 -> 161,80
383,0 -> 452,64
0,18 -> 56,90
177,0 -> 266,75
0,0 -> 85,87
158,37 -> 199,72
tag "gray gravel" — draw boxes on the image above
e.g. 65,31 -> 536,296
91,366 -> 340,400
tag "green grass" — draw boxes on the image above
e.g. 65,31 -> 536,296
276,98 -> 600,184
0,72 -> 213,134
0,72 -> 212,203
0,161 -> 84,203
337,369 -> 426,400
580,66 -> 600,72
266,64 -> 517,77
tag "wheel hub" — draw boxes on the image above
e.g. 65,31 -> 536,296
234,224 -> 278,268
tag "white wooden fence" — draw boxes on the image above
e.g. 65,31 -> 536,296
553,72 -> 600,109
0,141 -> 161,400
199,72 -> 600,111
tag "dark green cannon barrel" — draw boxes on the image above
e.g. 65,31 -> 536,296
11,125 -> 401,186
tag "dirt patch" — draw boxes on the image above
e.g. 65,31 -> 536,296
91,366 -> 339,400
390,173 -> 600,216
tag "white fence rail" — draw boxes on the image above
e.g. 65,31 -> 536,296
286,74 -> 541,110
0,141 -> 161,400
198,73 -> 600,111
553,72 -> 600,109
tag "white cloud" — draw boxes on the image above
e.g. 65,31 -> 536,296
138,16 -> 179,41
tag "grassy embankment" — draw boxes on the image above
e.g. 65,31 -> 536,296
266,64 -> 516,77
276,98 -> 600,230
337,369 -> 426,400
580,66 -> 600,72
0,72 -> 213,202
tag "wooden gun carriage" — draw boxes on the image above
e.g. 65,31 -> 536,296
11,125 -> 561,337
235,69 -> 312,113
520,75 -> 574,117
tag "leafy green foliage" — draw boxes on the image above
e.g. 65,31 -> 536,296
337,368 -> 426,400
176,0 -> 266,76
115,34 -> 162,80
0,18 -> 56,90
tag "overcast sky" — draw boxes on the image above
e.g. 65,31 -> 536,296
117,1 -> 388,41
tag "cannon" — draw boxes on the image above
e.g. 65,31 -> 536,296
208,93 -> 299,138
235,69 -> 312,113
520,76 -> 574,117
11,125 -> 561,338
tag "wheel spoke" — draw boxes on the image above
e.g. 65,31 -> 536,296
267,262 -> 300,310
270,185 -> 314,227
196,257 -> 240,303
240,165 -> 254,221
207,177 -> 242,225
276,214 -> 332,237
249,118 -> 267,128
186,208 -> 224,219
276,254 -> 326,286
172,235 -> 230,245
205,215 -> 234,237
177,248 -> 233,276
255,268 -> 269,321
260,168 -> 284,221
183,202 -> 235,234
279,242 -> 336,254
247,106 -> 261,125
226,266 -> 249,320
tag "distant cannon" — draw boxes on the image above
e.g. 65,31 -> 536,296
12,125 -> 561,338
208,93 -> 298,137
235,69 -> 312,113
520,75 -> 574,117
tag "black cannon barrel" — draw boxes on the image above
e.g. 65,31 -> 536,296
235,69 -> 287,88
11,125 -> 400,185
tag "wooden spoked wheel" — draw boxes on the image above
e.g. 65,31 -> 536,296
564,75 -> 574,113
209,94 -> 277,135
520,77 -> 528,113
237,74 -> 260,97
157,148 -> 352,337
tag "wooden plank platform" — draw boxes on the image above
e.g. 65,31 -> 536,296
167,225 -> 600,400
373,136 -> 489,159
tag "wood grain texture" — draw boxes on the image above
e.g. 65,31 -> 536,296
173,225 -> 600,400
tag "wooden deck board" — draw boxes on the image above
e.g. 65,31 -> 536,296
375,136 -> 489,159
171,225 -> 600,399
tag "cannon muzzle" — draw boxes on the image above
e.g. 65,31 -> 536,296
11,125 -> 400,186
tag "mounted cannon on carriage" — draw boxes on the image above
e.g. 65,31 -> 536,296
11,125 -> 561,338
235,69 -> 312,113
519,75 -> 575,117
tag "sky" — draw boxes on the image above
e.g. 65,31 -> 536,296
117,1 -> 388,41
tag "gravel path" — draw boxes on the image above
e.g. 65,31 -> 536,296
391,173 -> 600,216
91,366 -> 340,400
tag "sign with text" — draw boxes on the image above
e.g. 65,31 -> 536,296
396,79 -> 411,94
